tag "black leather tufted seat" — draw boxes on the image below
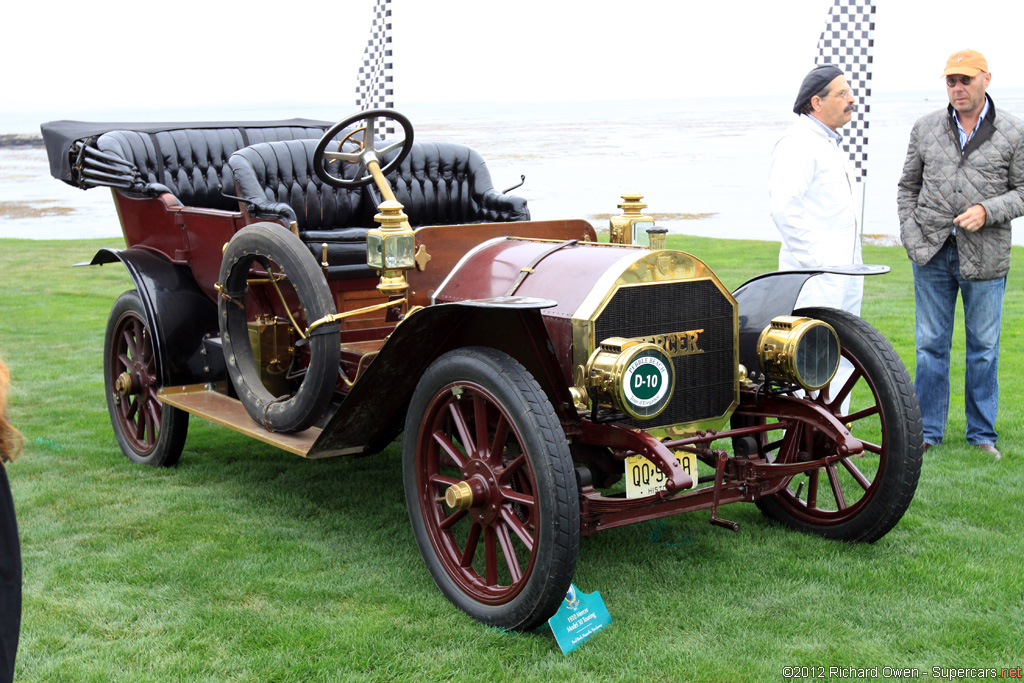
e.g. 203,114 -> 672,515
227,138 -> 530,278
95,126 -> 327,210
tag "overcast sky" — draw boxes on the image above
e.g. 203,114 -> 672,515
4,0 -> 1022,122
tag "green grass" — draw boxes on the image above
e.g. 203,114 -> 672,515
1,235 -> 1022,682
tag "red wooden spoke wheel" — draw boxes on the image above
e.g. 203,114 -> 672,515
104,290 -> 188,466
403,347 -> 578,631
742,307 -> 923,542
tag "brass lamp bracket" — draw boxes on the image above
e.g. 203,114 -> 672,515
414,244 -> 432,271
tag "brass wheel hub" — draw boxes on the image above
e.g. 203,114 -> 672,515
115,371 -> 136,396
443,461 -> 502,524
444,481 -> 474,509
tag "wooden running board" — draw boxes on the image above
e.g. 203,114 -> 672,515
157,385 -> 320,457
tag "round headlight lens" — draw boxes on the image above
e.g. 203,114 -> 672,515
795,322 -> 840,390
757,316 -> 840,391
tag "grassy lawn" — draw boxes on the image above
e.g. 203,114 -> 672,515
1,235 -> 1022,682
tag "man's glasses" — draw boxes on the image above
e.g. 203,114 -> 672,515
832,89 -> 855,99
946,75 -> 975,87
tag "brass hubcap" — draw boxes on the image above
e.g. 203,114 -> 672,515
115,372 -> 136,396
444,481 -> 474,509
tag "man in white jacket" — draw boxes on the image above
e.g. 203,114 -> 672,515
769,64 -> 861,414
770,64 -> 862,315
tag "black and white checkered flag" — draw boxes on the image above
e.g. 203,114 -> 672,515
355,0 -> 395,137
815,0 -> 874,180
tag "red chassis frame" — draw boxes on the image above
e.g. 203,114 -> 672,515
575,392 -> 866,536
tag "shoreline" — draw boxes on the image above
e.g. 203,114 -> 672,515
0,133 -> 43,148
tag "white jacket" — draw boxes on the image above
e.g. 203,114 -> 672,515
769,114 -> 863,315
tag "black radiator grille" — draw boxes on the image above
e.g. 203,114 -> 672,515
594,279 -> 736,428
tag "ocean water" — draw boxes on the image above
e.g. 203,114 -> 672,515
3,90 -> 1024,244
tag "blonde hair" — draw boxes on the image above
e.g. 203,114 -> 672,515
1,358 -> 22,463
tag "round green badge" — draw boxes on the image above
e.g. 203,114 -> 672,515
622,350 -> 672,418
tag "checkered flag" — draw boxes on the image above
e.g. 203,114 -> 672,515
815,0 -> 875,180
355,0 -> 395,137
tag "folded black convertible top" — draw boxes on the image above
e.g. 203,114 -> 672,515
40,119 -> 330,184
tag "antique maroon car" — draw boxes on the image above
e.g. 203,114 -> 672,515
42,110 -> 922,631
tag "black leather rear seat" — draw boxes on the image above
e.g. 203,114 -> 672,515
95,125 -> 327,210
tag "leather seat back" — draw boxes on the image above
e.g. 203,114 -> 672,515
96,126 -> 327,211
229,138 -> 529,230
390,141 -> 507,224
228,137 -> 530,277
228,138 -> 370,230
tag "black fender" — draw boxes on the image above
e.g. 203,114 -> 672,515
309,297 -> 569,458
85,248 -> 224,387
732,265 -> 889,380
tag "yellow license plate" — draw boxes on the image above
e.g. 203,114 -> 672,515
625,451 -> 698,498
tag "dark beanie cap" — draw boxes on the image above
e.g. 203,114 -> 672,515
793,64 -> 843,114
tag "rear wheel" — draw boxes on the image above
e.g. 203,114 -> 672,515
744,307 -> 923,542
403,347 -> 579,631
104,290 -> 188,466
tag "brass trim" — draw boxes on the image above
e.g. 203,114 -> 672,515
569,385 -> 589,412
265,267 -> 307,340
414,244 -> 432,271
506,236 -> 646,248
571,249 -> 740,430
306,298 -> 406,335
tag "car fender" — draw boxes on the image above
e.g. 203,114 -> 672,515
85,248 -> 224,387
309,297 -> 571,458
732,265 -> 889,379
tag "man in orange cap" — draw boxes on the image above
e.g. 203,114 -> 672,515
897,49 -> 1024,461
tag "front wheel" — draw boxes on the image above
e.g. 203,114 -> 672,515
104,290 -> 188,466
403,347 -> 579,631
746,307 -> 923,542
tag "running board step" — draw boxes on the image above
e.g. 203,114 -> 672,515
158,385 -> 321,457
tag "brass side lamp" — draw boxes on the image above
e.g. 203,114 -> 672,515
366,200 -> 416,296
609,192 -> 656,246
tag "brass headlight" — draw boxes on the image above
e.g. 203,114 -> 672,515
757,316 -> 840,391
586,337 -> 675,419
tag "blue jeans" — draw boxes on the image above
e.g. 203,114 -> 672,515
912,240 -> 1005,446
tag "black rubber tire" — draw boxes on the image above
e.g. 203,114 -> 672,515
753,307 -> 923,543
403,347 -> 579,631
313,109 -> 414,188
104,290 -> 188,466
218,223 -> 339,433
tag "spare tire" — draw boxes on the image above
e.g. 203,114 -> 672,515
218,222 -> 340,433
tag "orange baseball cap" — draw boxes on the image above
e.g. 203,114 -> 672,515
943,49 -> 988,77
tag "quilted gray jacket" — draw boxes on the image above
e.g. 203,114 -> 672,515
897,95 -> 1024,280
